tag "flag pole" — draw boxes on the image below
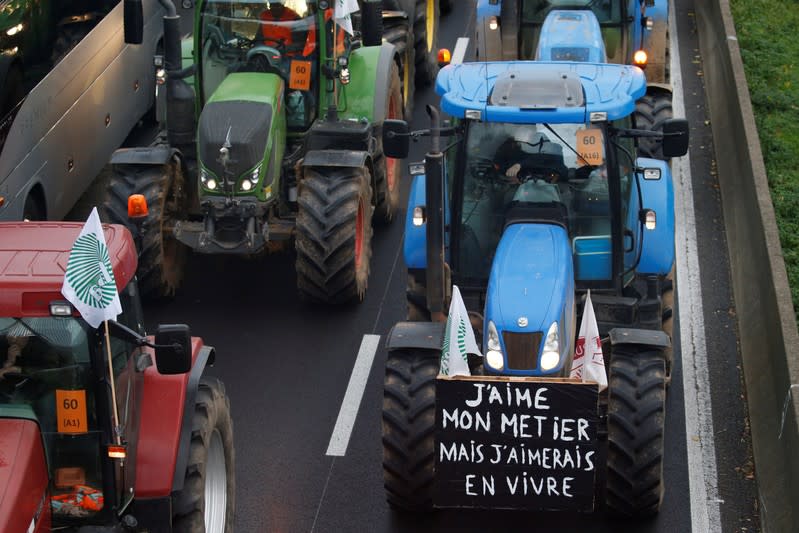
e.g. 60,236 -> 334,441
103,319 -> 122,445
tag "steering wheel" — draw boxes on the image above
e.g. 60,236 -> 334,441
261,37 -> 288,54
469,156 -> 498,181
0,369 -> 34,401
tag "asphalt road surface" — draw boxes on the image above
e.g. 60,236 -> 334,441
142,1 -> 759,531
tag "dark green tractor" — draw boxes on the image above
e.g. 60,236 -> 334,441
103,0 -> 402,304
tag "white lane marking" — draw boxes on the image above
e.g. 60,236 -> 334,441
325,334 -> 381,457
452,37 -> 470,65
671,1 -> 723,531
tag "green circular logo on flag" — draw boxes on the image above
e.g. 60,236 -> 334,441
65,233 -> 117,309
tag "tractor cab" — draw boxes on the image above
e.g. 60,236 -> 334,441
199,0 -> 347,130
0,222 -> 202,530
0,306 -> 138,523
455,119 -> 623,287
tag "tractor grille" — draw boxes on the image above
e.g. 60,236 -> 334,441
503,331 -> 542,371
199,101 -> 272,182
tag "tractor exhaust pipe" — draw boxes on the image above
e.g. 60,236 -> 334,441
158,1 -> 196,148
425,105 -> 446,321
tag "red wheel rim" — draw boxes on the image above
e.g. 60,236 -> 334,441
386,90 -> 401,191
355,198 -> 364,271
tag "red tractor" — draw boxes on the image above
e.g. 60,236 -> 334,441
0,222 -> 234,531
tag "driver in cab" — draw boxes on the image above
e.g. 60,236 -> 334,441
259,1 -> 344,58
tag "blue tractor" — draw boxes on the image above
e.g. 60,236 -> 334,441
475,0 -> 672,159
380,60 -> 688,515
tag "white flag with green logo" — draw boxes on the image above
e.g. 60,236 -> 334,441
334,0 -> 359,35
61,207 -> 122,328
440,285 -> 480,376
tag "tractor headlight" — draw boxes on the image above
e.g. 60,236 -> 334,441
540,321 -> 560,371
485,321 -> 504,371
200,168 -> 218,191
240,164 -> 261,192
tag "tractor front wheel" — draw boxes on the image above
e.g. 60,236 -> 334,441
382,348 -> 438,512
635,91 -> 674,160
375,61 -> 404,225
606,346 -> 666,517
295,166 -> 373,303
172,378 -> 235,533
100,160 -> 188,299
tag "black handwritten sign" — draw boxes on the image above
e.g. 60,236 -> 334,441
434,377 -> 599,511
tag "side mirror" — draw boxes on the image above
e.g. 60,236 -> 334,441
383,119 -> 410,159
124,0 -> 144,45
661,118 -> 689,158
154,324 -> 192,375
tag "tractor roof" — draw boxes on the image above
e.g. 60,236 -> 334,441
0,222 -> 137,318
435,61 -> 646,123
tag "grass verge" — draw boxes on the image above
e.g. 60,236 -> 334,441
730,0 -> 799,321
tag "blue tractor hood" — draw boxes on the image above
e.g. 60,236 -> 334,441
484,223 -> 575,376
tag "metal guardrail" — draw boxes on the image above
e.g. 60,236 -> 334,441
695,2 -> 799,531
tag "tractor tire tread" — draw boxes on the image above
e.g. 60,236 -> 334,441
635,92 -> 674,160
606,348 -> 666,517
99,162 -> 187,299
172,377 -> 235,533
295,166 -> 373,304
382,349 -> 438,511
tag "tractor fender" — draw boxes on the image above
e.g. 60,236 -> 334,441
134,339 -> 215,499
640,0 -> 670,84
403,174 -> 427,269
386,321 -> 446,352
302,149 -> 370,170
342,41 -> 397,123
110,145 -> 179,166
636,157 -> 675,275
475,0 -> 502,61
609,327 -> 671,349
646,82 -> 673,95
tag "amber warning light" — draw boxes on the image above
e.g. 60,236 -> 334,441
107,445 -> 127,459
438,48 -> 451,67
128,194 -> 148,218
633,50 -> 648,67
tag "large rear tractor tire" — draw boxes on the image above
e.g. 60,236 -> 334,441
295,166 -> 373,304
100,160 -> 188,299
375,62 -> 403,225
172,378 -> 235,533
399,0 -> 439,87
382,349 -> 438,512
382,1 -> 415,118
606,346 -> 667,517
635,91 -> 673,160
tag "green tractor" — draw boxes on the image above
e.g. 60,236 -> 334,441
103,0 -> 402,304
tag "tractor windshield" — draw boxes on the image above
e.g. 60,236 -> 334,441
200,2 -> 346,104
456,120 -> 613,283
0,316 -> 106,521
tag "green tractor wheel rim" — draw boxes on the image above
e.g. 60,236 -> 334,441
355,198 -> 365,271
426,0 -> 435,52
204,428 -> 227,531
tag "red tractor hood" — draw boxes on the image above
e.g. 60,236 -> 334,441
0,418 -> 51,533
